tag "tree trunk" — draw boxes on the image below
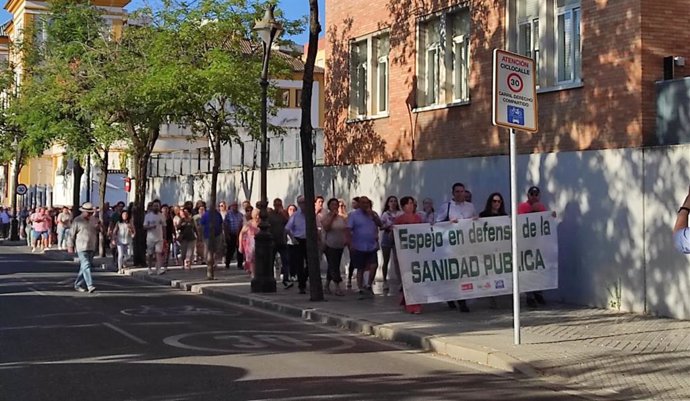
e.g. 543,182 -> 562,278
132,151 -> 148,266
131,124 -> 160,267
72,159 -> 84,217
205,132 -> 222,256
209,133 -> 220,208
98,151 -> 109,257
302,0 -> 323,301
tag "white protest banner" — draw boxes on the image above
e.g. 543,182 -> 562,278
393,212 -> 558,305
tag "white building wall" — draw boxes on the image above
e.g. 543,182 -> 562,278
146,144 -> 690,320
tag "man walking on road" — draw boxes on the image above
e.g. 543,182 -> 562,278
144,201 -> 166,275
68,202 -> 101,293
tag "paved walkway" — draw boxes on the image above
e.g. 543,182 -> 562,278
16,243 -> 690,400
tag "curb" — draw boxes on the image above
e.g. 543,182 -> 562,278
130,272 -> 538,378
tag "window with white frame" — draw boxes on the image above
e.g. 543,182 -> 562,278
349,32 -> 389,118
557,0 -> 581,83
417,7 -> 471,108
509,0 -> 581,88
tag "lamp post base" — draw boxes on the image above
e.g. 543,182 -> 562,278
251,275 -> 277,293
250,214 -> 276,293
9,218 -> 19,241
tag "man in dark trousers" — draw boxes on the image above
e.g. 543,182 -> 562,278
224,201 -> 244,270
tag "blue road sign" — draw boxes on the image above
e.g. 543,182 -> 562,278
507,106 -> 524,126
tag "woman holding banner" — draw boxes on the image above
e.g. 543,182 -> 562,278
480,192 -> 508,309
394,196 -> 422,314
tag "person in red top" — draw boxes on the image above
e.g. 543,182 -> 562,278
394,196 -> 423,314
517,186 -> 556,307
518,186 -> 547,214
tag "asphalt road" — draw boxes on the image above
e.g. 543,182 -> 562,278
0,245 -> 590,401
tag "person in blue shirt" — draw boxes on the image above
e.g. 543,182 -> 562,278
347,196 -> 383,299
200,206 -> 224,280
286,196 -> 308,294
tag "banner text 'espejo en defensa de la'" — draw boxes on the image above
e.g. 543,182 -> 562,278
393,212 -> 558,305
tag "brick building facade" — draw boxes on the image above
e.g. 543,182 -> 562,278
324,0 -> 690,165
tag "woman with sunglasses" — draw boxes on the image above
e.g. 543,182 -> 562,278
480,192 -> 507,218
480,192 -> 507,309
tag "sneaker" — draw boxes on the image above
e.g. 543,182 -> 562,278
31,247 -> 36,253
158,268 -> 167,275
87,286 -> 96,293
147,269 -> 154,275
74,286 -> 86,292
283,281 -> 294,289
357,290 -> 365,300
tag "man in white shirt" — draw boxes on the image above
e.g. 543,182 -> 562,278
436,182 -> 477,223
143,200 -> 166,275
436,182 -> 476,313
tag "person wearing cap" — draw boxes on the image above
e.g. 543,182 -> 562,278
518,185 -> 557,307
68,202 -> 102,293
518,186 -> 547,214
674,186 -> 690,253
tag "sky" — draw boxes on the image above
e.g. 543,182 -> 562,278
0,0 -> 325,45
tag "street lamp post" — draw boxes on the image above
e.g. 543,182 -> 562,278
9,135 -> 20,241
251,5 -> 282,293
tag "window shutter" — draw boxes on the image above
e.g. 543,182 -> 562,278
417,21 -> 428,107
519,0 -> 539,20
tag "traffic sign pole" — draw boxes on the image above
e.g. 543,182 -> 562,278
493,49 -> 538,346
510,128 -> 520,345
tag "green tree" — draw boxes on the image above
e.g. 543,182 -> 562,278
84,11 -> 187,265
19,0 -> 126,250
160,0 -> 265,209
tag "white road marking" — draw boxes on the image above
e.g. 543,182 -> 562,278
103,322 -> 148,345
163,330 -> 356,353
28,287 -> 48,296
0,323 -> 101,331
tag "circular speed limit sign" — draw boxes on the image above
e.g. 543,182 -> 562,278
16,184 -> 27,196
507,73 -> 523,93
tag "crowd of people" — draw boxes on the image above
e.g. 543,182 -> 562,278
13,182 -> 555,310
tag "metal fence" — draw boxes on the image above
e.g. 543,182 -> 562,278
148,129 -> 325,177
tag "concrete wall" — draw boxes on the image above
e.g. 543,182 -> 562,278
146,144 -> 690,320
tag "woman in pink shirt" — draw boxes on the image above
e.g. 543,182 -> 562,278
394,196 -> 423,314
30,208 -> 50,253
